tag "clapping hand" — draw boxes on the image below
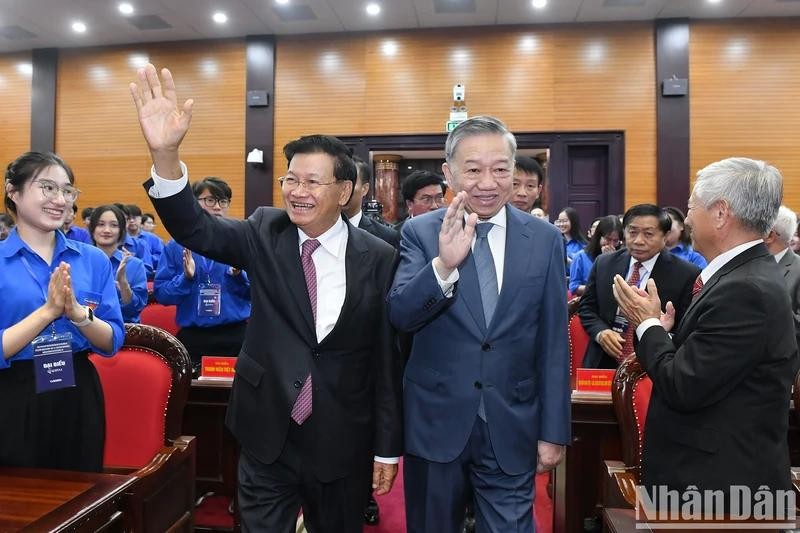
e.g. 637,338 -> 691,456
129,64 -> 193,179
183,248 -> 196,280
433,192 -> 477,279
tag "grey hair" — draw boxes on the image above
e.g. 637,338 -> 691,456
444,115 -> 517,166
692,157 -> 783,236
771,205 -> 797,246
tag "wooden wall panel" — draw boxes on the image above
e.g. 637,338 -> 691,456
0,52 -> 32,172
690,20 -> 800,210
56,40 -> 246,240
273,23 -> 655,208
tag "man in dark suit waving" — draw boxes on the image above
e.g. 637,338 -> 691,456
614,158 -> 798,517
388,116 -> 570,533
579,204 -> 700,368
130,64 -> 402,533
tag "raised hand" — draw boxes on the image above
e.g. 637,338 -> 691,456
434,191 -> 477,279
116,253 -> 131,286
129,64 -> 193,179
183,248 -> 196,280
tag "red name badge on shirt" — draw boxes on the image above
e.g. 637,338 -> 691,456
200,356 -> 237,380
575,369 -> 615,393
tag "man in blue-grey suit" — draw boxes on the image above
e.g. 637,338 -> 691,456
388,116 -> 570,533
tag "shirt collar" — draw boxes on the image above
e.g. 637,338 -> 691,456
0,227 -> 81,259
700,239 -> 763,284
629,251 -> 660,274
463,206 -> 507,229
348,211 -> 363,228
774,247 -> 789,263
111,249 -> 124,262
298,216 -> 347,259
670,244 -> 685,254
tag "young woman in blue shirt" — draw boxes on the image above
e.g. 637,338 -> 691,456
663,206 -> 708,269
89,205 -> 148,324
556,207 -> 588,273
0,152 -> 124,472
569,215 -> 623,295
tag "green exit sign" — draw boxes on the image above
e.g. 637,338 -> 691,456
446,120 -> 461,132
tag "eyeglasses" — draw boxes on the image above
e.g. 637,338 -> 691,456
35,179 -> 80,202
279,176 -> 339,192
198,196 -> 231,208
413,194 -> 445,206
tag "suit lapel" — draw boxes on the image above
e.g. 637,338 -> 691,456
275,224 -> 317,339
321,221 -> 368,344
779,249 -> 795,277
493,207 -> 533,329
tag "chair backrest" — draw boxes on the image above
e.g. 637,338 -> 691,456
90,323 -> 191,469
568,313 -> 590,377
612,356 -> 653,482
140,303 -> 179,336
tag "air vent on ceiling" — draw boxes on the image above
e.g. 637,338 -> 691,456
273,5 -> 317,22
126,15 -> 172,31
603,0 -> 647,6
433,0 -> 477,13
0,25 -> 37,40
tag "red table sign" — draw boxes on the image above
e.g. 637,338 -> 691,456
200,356 -> 237,380
574,368 -> 615,393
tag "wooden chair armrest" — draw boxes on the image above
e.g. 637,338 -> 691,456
603,460 -> 638,509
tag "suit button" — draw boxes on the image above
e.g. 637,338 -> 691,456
474,381 -> 482,389
312,350 -> 320,358
293,380 -> 302,388
482,343 -> 491,351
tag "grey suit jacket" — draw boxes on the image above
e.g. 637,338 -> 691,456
778,249 -> 800,345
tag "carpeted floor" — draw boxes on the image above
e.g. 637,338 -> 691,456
195,461 -> 555,533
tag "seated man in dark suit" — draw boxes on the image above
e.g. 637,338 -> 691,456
579,204 -> 700,368
614,158 -> 798,519
344,156 -> 399,250
764,205 -> 800,347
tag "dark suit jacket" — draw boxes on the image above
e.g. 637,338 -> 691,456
358,214 -> 400,249
578,249 -> 700,368
388,206 -> 570,475
778,249 -> 800,349
145,181 -> 403,482
638,243 -> 798,495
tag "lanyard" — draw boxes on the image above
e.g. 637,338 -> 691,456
198,256 -> 215,284
20,253 -> 57,335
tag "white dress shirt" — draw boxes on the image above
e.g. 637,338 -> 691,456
636,240 -> 763,339
626,252 -> 660,289
774,247 -> 789,263
348,210 -> 363,228
435,207 -> 507,295
148,163 -> 398,464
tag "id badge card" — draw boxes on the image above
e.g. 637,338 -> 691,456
31,332 -> 75,393
198,283 -> 222,317
612,309 -> 629,336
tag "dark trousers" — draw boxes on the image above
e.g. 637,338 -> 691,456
237,423 -> 372,533
176,320 -> 247,365
0,352 -> 105,472
404,416 -> 535,533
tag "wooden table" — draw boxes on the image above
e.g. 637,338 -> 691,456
0,467 -> 134,532
183,378 -> 238,499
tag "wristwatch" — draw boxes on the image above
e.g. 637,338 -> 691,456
70,306 -> 95,327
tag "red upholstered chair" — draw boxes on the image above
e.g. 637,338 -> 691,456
90,323 -> 196,532
568,313 -> 590,383
140,303 -> 179,337
604,356 -> 652,508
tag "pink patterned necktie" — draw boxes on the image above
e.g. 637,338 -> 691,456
291,238 -> 321,425
621,262 -> 642,359
692,275 -> 704,300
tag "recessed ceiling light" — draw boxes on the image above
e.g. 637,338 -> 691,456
72,21 -> 87,33
212,11 -> 228,24
707,0 -> 722,3
275,0 -> 290,4
532,0 -> 547,8
366,3 -> 381,16
382,40 -> 398,56
17,63 -> 33,75
118,3 -> 134,15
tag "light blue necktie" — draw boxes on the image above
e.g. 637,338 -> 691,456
474,222 -> 499,328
